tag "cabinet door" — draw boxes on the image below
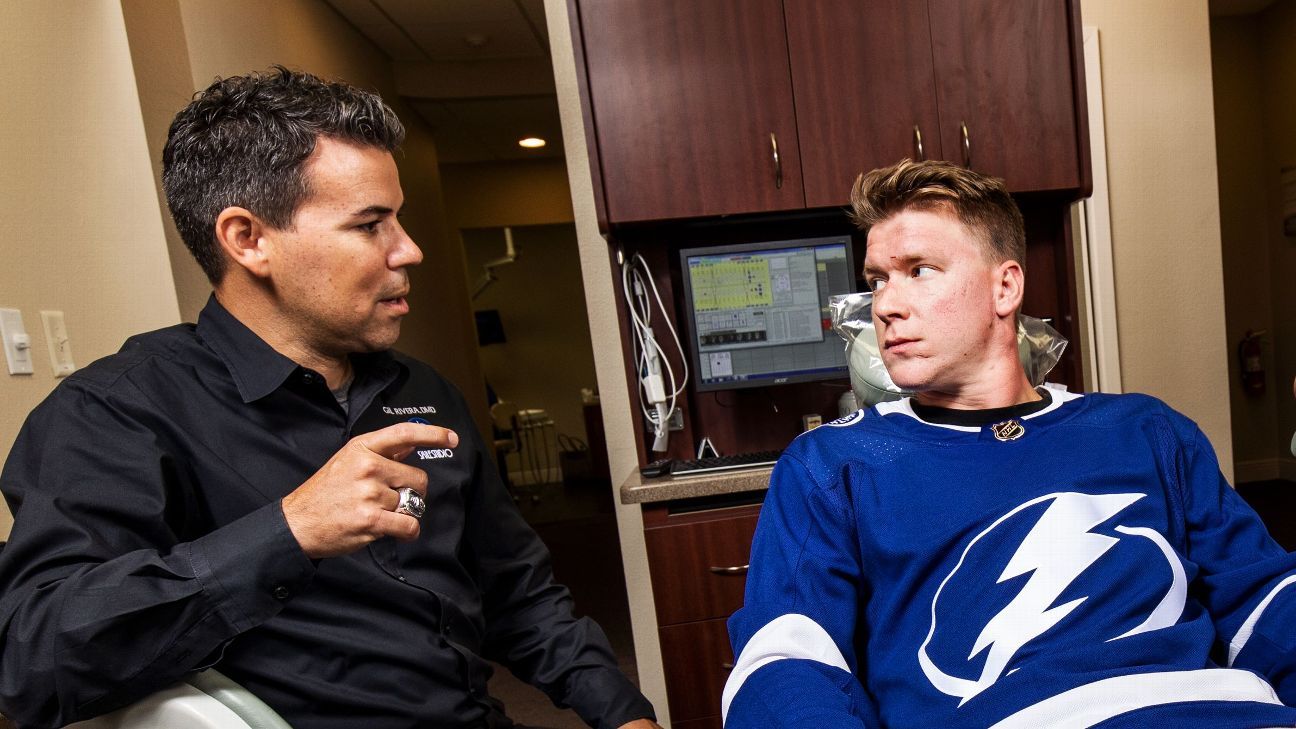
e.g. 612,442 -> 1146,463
785,0 -> 944,208
928,0 -> 1082,192
576,0 -> 805,222
659,618 -> 734,723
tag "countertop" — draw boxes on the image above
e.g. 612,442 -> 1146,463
619,465 -> 773,504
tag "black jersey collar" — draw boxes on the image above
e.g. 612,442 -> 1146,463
908,388 -> 1053,427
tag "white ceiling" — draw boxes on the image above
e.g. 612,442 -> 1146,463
324,0 -> 562,164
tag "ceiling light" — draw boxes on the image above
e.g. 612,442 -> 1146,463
518,137 -> 546,149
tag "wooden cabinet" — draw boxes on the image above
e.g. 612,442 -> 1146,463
571,0 -> 1090,224
642,501 -> 760,725
928,0 -> 1088,193
573,0 -> 805,223
787,0 -> 1089,205
784,0 -> 945,207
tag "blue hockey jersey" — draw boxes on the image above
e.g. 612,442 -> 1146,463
724,390 -> 1296,728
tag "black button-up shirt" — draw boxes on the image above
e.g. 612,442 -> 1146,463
0,297 -> 653,729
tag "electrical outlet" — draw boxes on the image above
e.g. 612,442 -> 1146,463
40,310 -> 75,377
645,408 -> 685,432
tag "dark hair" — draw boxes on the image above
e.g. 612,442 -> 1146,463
162,66 -> 405,282
849,159 -> 1025,268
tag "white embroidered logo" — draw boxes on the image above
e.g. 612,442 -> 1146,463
383,405 -> 438,415
918,492 -> 1187,705
417,448 -> 454,461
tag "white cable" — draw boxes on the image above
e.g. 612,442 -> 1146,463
621,253 -> 690,451
632,253 -> 689,398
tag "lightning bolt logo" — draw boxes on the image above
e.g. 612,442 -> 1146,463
918,492 -> 1183,705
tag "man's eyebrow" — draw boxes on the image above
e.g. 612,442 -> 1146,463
351,204 -> 403,218
863,253 -> 925,275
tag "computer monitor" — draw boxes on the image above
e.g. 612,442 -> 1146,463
679,235 -> 855,391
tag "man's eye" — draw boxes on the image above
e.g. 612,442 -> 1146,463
357,220 -> 381,233
868,278 -> 887,292
913,265 -> 935,278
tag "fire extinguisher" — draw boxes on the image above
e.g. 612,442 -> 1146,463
1238,329 -> 1267,397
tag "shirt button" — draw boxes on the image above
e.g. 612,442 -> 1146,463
272,586 -> 291,600
300,372 -> 317,385
397,575 -> 407,583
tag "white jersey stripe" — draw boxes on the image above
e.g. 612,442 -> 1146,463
1022,386 -> 1083,419
989,668 -> 1282,729
720,613 -> 850,723
1228,574 -> 1296,666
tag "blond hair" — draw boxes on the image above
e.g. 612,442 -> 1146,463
849,159 -> 1025,267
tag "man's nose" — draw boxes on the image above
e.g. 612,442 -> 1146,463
391,223 -> 423,268
872,286 -> 906,322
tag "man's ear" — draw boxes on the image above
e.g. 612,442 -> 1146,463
994,259 -> 1025,318
214,206 -> 273,279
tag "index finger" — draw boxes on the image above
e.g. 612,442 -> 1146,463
356,422 -> 460,460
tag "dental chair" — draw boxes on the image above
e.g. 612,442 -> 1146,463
64,670 -> 292,729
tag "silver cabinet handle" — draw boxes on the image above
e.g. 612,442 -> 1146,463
770,132 -> 783,189
913,125 -> 925,161
961,122 -> 971,167
709,564 -> 750,575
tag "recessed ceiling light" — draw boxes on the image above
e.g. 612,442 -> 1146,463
518,137 -> 546,149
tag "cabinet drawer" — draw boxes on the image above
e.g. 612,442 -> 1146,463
660,617 -> 735,722
644,513 -> 759,625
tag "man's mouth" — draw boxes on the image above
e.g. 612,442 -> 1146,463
884,337 -> 918,352
379,294 -> 409,314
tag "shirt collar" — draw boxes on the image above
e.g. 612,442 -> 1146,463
195,295 -> 400,404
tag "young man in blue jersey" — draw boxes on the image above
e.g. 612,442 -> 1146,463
722,159 -> 1296,728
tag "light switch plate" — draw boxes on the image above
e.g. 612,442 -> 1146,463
40,310 -> 75,377
0,308 -> 34,375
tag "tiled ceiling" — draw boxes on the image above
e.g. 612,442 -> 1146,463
324,0 -> 562,164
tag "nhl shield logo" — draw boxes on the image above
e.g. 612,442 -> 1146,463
990,419 -> 1025,441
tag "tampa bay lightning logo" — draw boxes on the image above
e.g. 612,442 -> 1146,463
918,492 -> 1187,705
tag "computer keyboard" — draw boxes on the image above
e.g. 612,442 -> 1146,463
668,449 -> 784,476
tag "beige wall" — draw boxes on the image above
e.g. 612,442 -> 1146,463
1210,8 -> 1296,481
441,159 -> 576,230
1080,0 -> 1234,476
0,1 -> 182,539
1258,1 -> 1296,477
122,0 -> 207,325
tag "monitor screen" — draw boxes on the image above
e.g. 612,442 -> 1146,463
679,235 -> 855,391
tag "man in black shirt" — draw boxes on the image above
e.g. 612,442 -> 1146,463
0,67 -> 658,729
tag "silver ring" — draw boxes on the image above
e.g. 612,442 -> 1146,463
395,487 -> 426,519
